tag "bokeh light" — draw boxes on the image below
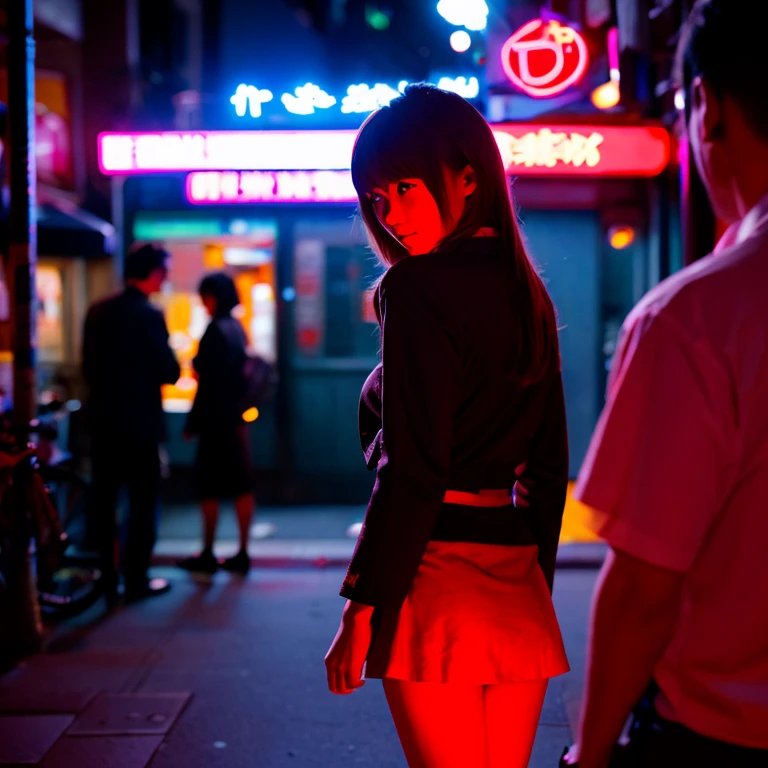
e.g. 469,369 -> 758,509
608,225 -> 636,250
242,407 -> 260,422
591,80 -> 620,110
450,30 -> 472,53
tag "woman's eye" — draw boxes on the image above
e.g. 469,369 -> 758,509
396,182 -> 414,195
371,193 -> 383,204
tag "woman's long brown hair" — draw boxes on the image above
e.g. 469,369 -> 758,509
351,84 -> 559,385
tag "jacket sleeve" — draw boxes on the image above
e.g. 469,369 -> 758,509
516,365 -> 569,592
186,324 -> 219,435
340,264 -> 460,609
148,309 -> 181,385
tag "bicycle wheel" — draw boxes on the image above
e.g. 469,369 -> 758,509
38,464 -> 90,551
38,565 -> 103,623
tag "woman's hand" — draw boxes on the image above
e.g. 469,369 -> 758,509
561,744 -> 580,765
325,600 -> 374,695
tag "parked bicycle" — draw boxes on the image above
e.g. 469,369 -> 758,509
0,406 -> 101,624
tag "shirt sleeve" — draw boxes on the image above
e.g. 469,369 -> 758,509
340,263 -> 460,608
574,308 -> 738,572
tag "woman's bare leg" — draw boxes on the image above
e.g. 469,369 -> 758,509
233,492 -> 254,553
201,499 -> 219,551
483,679 -> 548,768
383,680 -> 487,768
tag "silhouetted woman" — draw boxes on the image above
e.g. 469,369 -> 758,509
324,84 -> 569,768
178,272 -> 254,576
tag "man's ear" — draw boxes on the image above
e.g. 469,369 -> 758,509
692,75 -> 725,141
461,165 -> 477,197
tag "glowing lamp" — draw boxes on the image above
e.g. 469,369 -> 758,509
608,225 -> 636,250
450,30 -> 472,53
592,27 -> 620,110
591,80 -> 620,110
242,407 -> 260,423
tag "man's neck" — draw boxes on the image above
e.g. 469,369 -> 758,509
125,280 -> 151,297
730,134 -> 768,219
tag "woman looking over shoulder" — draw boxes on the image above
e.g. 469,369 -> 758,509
325,84 -> 570,768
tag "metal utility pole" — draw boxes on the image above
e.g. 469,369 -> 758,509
0,0 -> 42,660
8,0 -> 37,425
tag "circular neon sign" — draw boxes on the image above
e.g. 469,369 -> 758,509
501,19 -> 589,99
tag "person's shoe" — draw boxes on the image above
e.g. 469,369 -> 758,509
219,550 -> 251,575
124,577 -> 172,603
177,549 -> 219,575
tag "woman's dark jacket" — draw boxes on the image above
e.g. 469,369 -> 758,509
186,314 -> 247,435
340,237 -> 569,610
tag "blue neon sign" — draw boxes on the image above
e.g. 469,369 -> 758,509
230,77 -> 480,120
282,83 -> 337,115
230,84 -> 274,118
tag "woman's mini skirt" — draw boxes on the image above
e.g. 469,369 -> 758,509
195,423 -> 252,501
364,541 -> 570,685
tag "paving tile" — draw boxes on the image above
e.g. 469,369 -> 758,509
0,656 -> 137,703
0,714 -> 74,764
539,679 -> 570,726
531,724 -> 572,767
40,735 -> 164,768
67,693 -> 191,736
0,688 -> 97,716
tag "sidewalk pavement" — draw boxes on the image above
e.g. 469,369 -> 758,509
0,566 -> 600,767
154,503 -> 608,569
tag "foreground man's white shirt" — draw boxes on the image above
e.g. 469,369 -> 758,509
575,192 -> 768,749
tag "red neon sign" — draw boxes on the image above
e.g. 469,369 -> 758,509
493,125 -> 670,177
501,19 -> 589,98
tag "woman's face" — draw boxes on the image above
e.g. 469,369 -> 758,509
369,166 -> 475,256
202,294 -> 217,317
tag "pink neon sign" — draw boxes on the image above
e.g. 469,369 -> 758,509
98,130 -> 358,175
99,126 -> 670,179
187,170 -> 357,204
501,19 -> 589,98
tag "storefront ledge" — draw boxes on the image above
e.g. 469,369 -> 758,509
151,539 -> 608,569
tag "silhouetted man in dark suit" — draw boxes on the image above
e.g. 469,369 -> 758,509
83,244 -> 180,604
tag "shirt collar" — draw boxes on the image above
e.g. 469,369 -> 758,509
124,284 -> 149,300
716,191 -> 768,253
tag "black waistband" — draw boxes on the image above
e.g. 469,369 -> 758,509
430,502 -> 536,547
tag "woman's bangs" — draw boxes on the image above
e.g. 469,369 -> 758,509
352,110 -> 435,197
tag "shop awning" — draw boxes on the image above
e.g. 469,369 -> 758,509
36,200 -> 116,257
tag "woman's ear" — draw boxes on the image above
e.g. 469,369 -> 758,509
461,165 -> 477,198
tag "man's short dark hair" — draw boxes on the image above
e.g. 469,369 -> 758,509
676,0 -> 768,139
124,243 -> 169,281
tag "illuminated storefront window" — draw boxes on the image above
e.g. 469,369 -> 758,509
132,214 -> 278,413
36,266 -> 65,364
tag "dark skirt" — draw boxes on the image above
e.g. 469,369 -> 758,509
195,423 -> 252,500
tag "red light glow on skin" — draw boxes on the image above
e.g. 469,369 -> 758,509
369,169 -> 475,255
